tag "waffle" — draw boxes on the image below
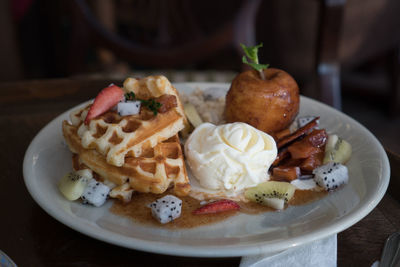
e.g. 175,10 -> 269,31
123,76 -> 186,119
72,76 -> 187,167
63,120 -> 191,196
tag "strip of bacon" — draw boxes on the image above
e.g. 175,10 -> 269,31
272,166 -> 301,182
277,117 -> 319,149
272,148 -> 290,167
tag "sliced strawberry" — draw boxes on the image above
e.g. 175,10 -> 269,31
85,85 -> 124,124
192,199 -> 240,215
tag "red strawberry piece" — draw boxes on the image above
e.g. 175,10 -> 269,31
192,199 -> 240,215
85,85 -> 124,124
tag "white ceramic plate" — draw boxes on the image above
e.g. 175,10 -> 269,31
23,82 -> 390,257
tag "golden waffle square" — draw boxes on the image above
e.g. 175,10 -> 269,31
72,105 -> 184,167
71,75 -> 188,167
63,120 -> 191,196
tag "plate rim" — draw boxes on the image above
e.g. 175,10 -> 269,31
23,82 -> 391,257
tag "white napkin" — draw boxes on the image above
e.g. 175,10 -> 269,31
240,235 -> 337,267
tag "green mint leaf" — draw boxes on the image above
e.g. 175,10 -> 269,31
242,56 -> 269,72
240,43 -> 263,63
240,43 -> 269,75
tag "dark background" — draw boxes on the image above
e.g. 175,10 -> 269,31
1,0 -> 399,152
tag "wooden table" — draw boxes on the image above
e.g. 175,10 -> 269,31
1,78 -> 399,266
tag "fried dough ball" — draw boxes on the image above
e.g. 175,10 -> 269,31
225,68 -> 300,134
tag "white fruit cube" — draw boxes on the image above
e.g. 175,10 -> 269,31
149,195 -> 182,224
81,179 -> 110,207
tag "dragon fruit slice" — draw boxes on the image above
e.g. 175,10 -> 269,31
149,195 -> 182,224
117,101 -> 141,116
298,116 -> 319,128
289,116 -> 319,133
312,162 -> 349,191
81,179 -> 110,207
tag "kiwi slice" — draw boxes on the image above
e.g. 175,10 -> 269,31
323,135 -> 352,164
245,181 -> 296,209
58,171 -> 90,201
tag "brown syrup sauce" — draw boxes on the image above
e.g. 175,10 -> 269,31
110,188 -> 327,229
110,190 -> 237,229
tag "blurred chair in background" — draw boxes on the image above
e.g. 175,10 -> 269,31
316,0 -> 400,115
259,0 -> 400,115
68,0 -> 261,76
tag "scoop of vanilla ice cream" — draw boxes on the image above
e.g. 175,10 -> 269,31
184,122 -> 277,193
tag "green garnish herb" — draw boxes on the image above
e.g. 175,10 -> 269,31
140,99 -> 162,115
124,92 -> 162,115
240,43 -> 269,80
125,92 -> 136,101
